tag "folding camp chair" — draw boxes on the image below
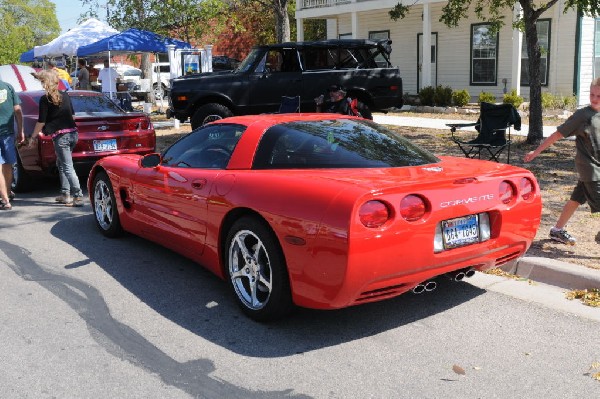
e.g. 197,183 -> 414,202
446,102 -> 521,164
278,95 -> 301,113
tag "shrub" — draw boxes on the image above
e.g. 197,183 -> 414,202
557,94 -> 577,111
452,89 -> 471,107
433,85 -> 453,106
478,91 -> 496,104
541,92 -> 578,111
541,92 -> 556,110
503,89 -> 524,108
418,86 -> 435,106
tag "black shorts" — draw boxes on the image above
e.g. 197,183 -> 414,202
570,180 -> 600,213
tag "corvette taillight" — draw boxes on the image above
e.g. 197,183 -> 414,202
520,177 -> 535,201
499,181 -> 515,204
400,195 -> 427,222
359,200 -> 390,228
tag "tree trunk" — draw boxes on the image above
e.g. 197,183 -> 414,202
140,53 -> 155,104
523,7 -> 544,144
273,0 -> 290,43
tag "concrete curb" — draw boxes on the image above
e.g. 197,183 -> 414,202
501,256 -> 600,290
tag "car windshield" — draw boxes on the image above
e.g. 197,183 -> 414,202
161,123 -> 246,169
236,49 -> 263,73
253,118 -> 439,169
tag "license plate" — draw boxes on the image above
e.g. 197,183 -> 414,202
93,139 -> 117,152
442,215 -> 480,249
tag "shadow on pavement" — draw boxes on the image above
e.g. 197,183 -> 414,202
45,214 -> 487,358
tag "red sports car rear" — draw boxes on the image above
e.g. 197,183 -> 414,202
87,114 -> 541,321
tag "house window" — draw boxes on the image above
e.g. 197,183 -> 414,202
369,30 -> 390,67
470,23 -> 498,85
521,19 -> 550,86
595,19 -> 600,79
339,33 -> 352,39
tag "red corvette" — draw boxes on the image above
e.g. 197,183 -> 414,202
88,114 -> 542,321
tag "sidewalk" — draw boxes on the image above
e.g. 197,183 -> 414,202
372,112 -> 599,292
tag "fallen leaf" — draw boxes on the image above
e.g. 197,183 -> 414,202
452,365 -> 466,375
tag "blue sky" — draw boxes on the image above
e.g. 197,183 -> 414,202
51,0 -> 86,33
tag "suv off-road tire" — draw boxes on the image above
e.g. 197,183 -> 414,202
190,103 -> 233,129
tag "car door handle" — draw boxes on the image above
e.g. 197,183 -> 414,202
192,179 -> 207,189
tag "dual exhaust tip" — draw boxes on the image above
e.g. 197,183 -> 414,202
447,267 -> 476,282
412,280 -> 437,294
412,268 -> 476,294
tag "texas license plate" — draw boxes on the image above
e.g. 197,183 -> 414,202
442,215 -> 480,249
93,139 -> 117,152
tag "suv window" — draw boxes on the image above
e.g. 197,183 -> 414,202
300,45 -> 387,70
255,49 -> 300,73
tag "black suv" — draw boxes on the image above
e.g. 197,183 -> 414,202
167,39 -> 403,129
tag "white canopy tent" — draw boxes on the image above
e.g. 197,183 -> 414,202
34,18 -> 118,58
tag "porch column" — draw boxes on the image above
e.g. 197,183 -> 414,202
351,12 -> 358,38
421,3 -> 432,89
297,17 -> 304,42
327,19 -> 338,39
511,3 -> 523,95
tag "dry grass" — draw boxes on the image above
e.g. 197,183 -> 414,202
151,112 -> 600,270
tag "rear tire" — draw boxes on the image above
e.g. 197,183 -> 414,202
92,171 -> 123,238
225,216 -> 293,321
191,103 -> 233,129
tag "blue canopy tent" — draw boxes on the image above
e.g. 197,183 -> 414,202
19,49 -> 37,63
76,28 -> 191,103
76,28 -> 191,56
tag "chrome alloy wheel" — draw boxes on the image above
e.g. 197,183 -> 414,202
94,179 -> 114,231
228,229 -> 273,310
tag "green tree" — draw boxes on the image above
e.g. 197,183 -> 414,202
0,0 -> 60,64
240,0 -> 291,43
390,0 -> 600,144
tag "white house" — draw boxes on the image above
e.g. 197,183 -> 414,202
295,0 -> 598,107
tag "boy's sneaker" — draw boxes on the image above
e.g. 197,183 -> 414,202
549,228 -> 576,245
55,195 -> 73,205
68,197 -> 84,207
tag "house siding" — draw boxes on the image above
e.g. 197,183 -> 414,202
298,1 -> 589,104
578,16 -> 595,106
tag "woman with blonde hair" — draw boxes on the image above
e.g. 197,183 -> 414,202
30,69 -> 83,206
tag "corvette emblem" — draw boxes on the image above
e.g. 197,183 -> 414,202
97,125 -> 109,131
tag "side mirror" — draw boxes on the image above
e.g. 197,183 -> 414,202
140,153 -> 161,168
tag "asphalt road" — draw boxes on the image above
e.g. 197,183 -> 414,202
1,184 -> 599,398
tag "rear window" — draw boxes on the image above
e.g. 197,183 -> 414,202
70,94 -> 126,115
23,93 -> 126,116
253,119 -> 439,169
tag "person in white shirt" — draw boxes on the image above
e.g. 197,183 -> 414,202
97,59 -> 118,99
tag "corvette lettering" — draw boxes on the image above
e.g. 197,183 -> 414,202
440,194 -> 494,208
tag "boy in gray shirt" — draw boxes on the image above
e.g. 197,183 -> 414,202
524,78 -> 600,245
